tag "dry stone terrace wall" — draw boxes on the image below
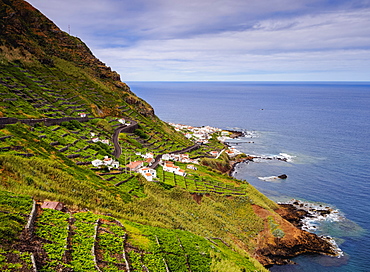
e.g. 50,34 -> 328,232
0,116 -> 91,128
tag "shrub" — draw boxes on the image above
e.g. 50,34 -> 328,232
134,129 -> 149,139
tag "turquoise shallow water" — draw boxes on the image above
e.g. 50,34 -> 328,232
128,81 -> 370,271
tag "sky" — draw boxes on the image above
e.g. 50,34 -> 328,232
26,0 -> 370,81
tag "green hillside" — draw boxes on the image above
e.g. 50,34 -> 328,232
0,0 -> 338,271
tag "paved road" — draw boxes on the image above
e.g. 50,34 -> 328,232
112,122 -> 200,168
112,120 -> 138,158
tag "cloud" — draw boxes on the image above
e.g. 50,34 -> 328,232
26,0 -> 370,80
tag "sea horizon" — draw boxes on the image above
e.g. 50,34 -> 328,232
127,80 -> 370,83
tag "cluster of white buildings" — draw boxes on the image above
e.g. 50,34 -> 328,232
162,161 -> 186,176
210,147 -> 243,158
91,156 -> 120,170
161,153 -> 199,164
90,133 -> 110,145
88,122 -> 243,183
124,152 -> 194,181
125,152 -> 157,181
217,131 -> 234,142
168,123 -> 222,144
125,161 -> 157,181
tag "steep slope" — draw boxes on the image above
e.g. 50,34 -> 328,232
0,0 -> 154,118
0,0 -> 120,82
0,1 -> 339,271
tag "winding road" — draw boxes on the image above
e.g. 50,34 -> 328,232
111,120 -> 201,169
111,120 -> 138,158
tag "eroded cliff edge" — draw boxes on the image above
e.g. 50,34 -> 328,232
253,204 -> 338,267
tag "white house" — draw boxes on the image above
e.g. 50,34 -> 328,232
91,159 -> 103,167
92,137 -> 99,143
176,169 -> 186,176
187,164 -> 198,170
139,167 -> 157,181
163,162 -> 186,176
142,152 -> 154,159
101,139 -> 109,145
103,156 -> 113,165
118,118 -> 126,124
193,133 -> 206,140
78,112 -> 86,118
111,161 -> 120,169
163,162 -> 176,172
179,154 -> 189,161
162,154 -> 171,161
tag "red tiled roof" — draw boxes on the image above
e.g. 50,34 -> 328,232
127,161 -> 143,169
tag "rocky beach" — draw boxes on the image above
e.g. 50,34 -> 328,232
222,132 -> 343,266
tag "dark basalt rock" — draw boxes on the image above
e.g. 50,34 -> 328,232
278,204 -> 309,228
278,174 -> 288,179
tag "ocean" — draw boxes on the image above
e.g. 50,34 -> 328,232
128,81 -> 370,272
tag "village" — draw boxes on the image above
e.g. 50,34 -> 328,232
89,121 -> 244,182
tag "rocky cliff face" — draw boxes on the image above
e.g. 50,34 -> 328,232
253,205 -> 338,267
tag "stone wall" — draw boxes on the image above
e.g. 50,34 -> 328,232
0,117 -> 91,128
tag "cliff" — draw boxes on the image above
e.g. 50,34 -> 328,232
253,204 -> 338,266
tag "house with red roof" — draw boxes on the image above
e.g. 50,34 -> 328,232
126,161 -> 144,171
139,167 -> 157,181
163,162 -> 186,176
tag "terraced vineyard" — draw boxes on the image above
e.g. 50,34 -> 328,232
0,191 -> 34,271
0,113 -> 248,198
157,165 -> 247,196
0,197 -> 264,272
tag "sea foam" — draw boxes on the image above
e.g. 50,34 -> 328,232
258,176 -> 281,181
281,199 -> 345,257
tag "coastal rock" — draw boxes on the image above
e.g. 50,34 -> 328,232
228,130 -> 244,138
277,204 -> 309,228
252,205 -> 338,267
278,174 -> 288,179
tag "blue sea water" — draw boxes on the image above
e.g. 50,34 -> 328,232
128,81 -> 370,272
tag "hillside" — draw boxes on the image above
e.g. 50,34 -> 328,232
0,1 -> 339,271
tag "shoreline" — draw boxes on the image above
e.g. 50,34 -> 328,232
171,125 -> 343,266
222,129 -> 290,178
276,200 -> 344,257
223,130 -> 344,265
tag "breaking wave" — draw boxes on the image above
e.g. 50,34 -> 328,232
258,176 -> 281,182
